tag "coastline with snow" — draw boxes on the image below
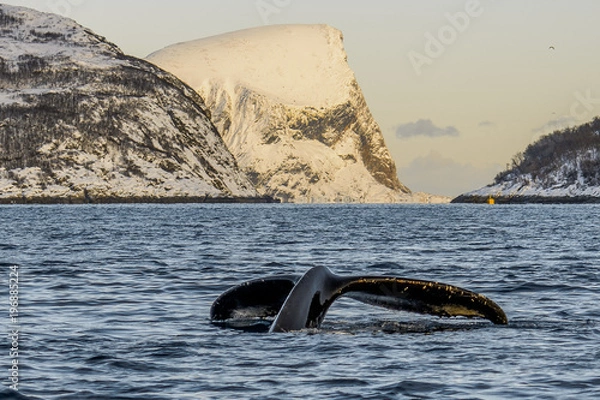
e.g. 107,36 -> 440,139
0,4 -> 265,204
453,118 -> 600,204
1,6 -> 451,204
452,183 -> 600,203
0,194 -> 279,204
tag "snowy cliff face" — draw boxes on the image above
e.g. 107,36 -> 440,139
148,25 -> 411,203
0,5 -> 260,203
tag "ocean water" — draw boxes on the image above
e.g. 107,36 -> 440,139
1,204 -> 599,399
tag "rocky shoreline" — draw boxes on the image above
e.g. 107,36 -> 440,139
452,195 -> 600,204
0,195 -> 280,205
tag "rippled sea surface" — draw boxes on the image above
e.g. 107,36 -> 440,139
1,204 -> 600,399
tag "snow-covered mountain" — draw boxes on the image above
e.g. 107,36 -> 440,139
148,25 -> 413,203
454,118 -> 600,203
0,4 -> 264,203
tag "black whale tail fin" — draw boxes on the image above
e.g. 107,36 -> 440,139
210,275 -> 298,322
269,266 -> 508,332
210,266 -> 508,333
343,277 -> 508,325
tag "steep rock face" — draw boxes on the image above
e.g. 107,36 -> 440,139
148,25 -> 411,203
0,5 -> 260,203
454,118 -> 600,203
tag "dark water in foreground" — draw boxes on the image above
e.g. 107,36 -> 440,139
1,204 -> 599,399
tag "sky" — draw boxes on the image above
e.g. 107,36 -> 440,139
4,0 -> 600,197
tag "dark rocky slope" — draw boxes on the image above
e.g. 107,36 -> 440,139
0,4 -> 265,203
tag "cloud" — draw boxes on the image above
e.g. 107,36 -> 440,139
394,119 -> 460,139
398,152 -> 502,198
478,120 -> 495,127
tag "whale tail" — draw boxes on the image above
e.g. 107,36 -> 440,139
210,275 -> 298,331
210,266 -> 508,332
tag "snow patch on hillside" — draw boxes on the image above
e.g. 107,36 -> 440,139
0,4 -> 121,65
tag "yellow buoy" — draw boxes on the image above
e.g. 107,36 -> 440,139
487,196 -> 495,205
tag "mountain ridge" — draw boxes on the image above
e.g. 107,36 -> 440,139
0,4 -> 268,203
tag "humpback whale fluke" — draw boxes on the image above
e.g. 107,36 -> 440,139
210,266 -> 508,333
